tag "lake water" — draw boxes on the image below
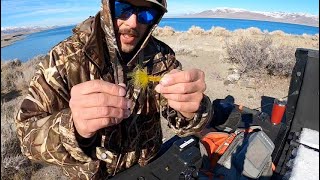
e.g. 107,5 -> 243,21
1,18 -> 319,62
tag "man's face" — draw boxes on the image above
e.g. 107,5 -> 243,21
113,0 -> 159,53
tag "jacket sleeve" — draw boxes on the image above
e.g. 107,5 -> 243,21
157,44 -> 213,137
15,47 -> 100,179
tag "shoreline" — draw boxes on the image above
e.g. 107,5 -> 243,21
1,17 -> 318,48
163,17 -> 319,28
1,33 -> 28,48
1,28 -> 54,48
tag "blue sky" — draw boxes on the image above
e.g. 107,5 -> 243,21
1,0 -> 319,28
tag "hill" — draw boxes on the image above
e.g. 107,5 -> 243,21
178,8 -> 319,27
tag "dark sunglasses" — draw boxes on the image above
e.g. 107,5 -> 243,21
114,0 -> 160,25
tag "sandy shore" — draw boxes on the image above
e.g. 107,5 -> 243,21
1,28 -> 48,48
1,33 -> 28,47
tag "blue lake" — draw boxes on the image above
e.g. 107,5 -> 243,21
160,18 -> 319,34
1,18 -> 319,62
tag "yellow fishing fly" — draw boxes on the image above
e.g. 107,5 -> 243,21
128,66 -> 162,89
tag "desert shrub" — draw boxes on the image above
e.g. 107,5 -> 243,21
266,45 -> 296,76
1,55 -> 64,179
1,101 -> 34,180
311,33 -> 319,41
233,29 -> 247,36
173,47 -> 197,57
225,35 -> 295,77
16,55 -> 45,91
312,34 -> 319,47
187,26 -> 206,35
208,27 -> 230,37
23,55 -> 45,70
1,59 -> 23,92
1,134 -> 34,180
2,59 -> 22,68
153,26 -> 175,36
1,56 -> 46,179
225,36 -> 272,75
1,55 -> 44,96
263,30 -> 269,34
302,33 -> 313,39
269,30 -> 286,36
246,27 -> 263,35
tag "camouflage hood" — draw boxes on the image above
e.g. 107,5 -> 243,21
145,0 -> 167,12
99,0 -> 167,84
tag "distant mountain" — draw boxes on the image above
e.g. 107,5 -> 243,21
1,26 -> 59,35
181,8 -> 319,27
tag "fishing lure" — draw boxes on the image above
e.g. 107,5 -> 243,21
128,66 -> 162,89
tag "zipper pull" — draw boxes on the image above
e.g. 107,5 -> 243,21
113,154 -> 122,176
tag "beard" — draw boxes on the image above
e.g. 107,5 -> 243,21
117,27 -> 141,53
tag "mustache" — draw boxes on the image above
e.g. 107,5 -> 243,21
118,28 -> 139,37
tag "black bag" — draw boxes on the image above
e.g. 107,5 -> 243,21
272,48 -> 319,179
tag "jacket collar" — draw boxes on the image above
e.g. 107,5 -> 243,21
83,12 -> 107,73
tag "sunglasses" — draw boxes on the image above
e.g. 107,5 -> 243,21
114,1 -> 160,25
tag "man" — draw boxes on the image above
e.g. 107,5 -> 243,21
15,0 -> 212,179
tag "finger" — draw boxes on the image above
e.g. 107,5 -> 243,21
70,93 -> 132,109
71,80 -> 126,96
118,83 -> 127,90
160,69 -> 204,86
167,100 -> 200,113
161,93 -> 203,102
155,81 -> 205,94
73,107 -> 131,120
81,117 -> 122,134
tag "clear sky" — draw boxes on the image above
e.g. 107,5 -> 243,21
1,0 -> 319,28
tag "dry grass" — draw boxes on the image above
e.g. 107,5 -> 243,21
269,30 -> 287,36
246,27 -> 264,35
1,55 -> 44,97
233,29 -> 247,36
208,27 -> 231,37
187,26 -> 206,35
152,26 -> 175,36
1,55 -> 53,180
1,96 -> 41,180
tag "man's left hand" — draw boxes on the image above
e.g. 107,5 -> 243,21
155,69 -> 206,119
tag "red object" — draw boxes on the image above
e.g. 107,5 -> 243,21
271,99 -> 286,125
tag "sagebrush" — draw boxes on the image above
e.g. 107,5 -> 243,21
224,35 -> 296,77
1,55 -> 49,180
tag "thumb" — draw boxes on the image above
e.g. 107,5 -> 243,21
168,69 -> 181,74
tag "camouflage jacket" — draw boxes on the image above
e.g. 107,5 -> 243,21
15,2 -> 212,179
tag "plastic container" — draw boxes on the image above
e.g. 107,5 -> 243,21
271,98 -> 287,125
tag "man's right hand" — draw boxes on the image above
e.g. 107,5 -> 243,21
69,80 -> 132,138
